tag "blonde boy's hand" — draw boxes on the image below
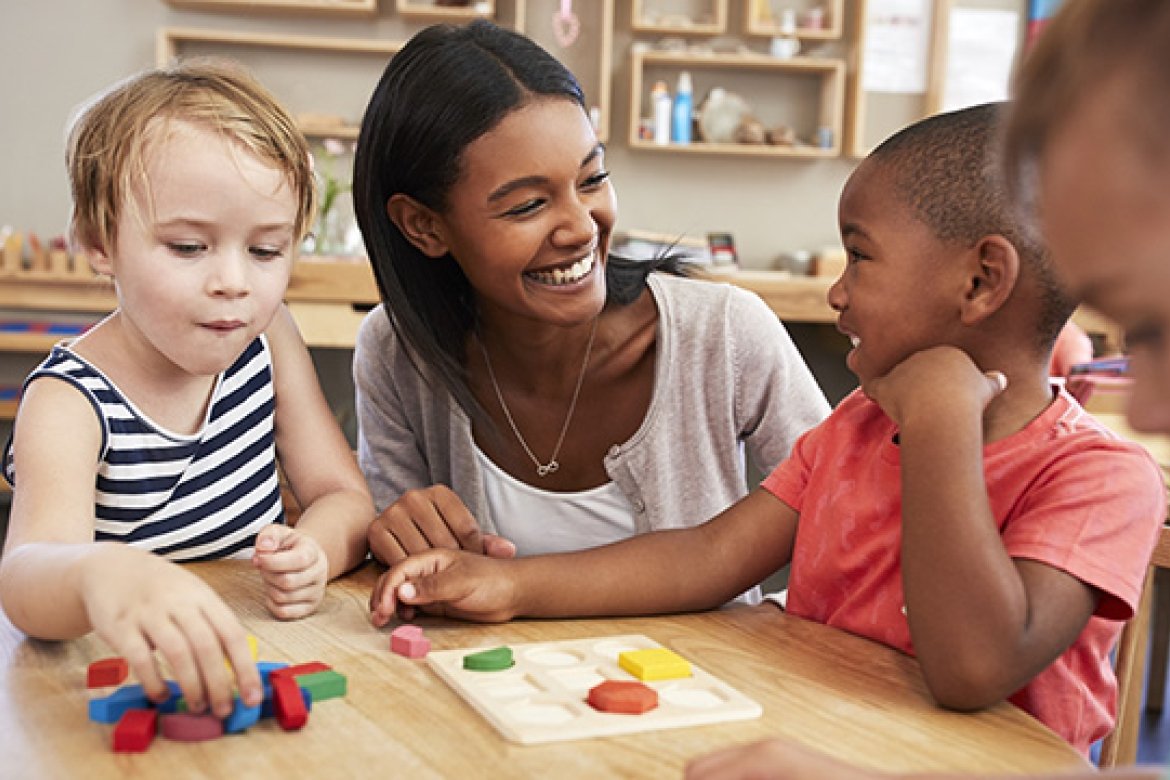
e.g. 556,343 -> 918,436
684,738 -> 874,780
252,524 -> 329,620
369,549 -> 519,626
82,547 -> 263,719
369,485 -> 517,566
863,345 -> 1008,428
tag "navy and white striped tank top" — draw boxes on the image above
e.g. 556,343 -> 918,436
2,336 -> 285,561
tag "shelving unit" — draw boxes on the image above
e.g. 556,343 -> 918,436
743,0 -> 844,41
157,27 -> 403,140
163,0 -> 377,15
395,0 -> 495,20
628,49 -> 845,157
631,0 -> 728,35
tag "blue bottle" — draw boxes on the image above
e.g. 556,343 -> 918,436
672,71 -> 693,144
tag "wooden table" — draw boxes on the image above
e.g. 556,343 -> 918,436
0,561 -> 1087,778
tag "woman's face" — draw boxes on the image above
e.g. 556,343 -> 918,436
1040,79 -> 1170,433
432,97 -> 616,330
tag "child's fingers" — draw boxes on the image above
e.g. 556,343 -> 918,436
202,604 -> 264,708
141,615 -> 211,714
105,629 -> 170,704
483,533 -> 517,559
369,571 -> 400,627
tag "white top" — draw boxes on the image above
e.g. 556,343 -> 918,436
474,445 -> 637,556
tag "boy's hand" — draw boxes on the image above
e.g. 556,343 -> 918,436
82,548 -> 263,719
685,738 -> 874,780
368,485 -> 516,566
252,525 -> 329,620
369,549 -> 520,626
863,345 -> 1007,428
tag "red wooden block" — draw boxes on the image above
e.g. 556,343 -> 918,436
112,708 -> 157,752
390,624 -> 431,659
586,680 -> 659,714
87,657 -> 129,688
272,675 -> 308,731
269,661 -> 330,681
159,712 -> 224,742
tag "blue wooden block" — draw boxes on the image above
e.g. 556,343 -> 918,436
88,684 -> 150,724
222,696 -> 262,734
256,661 -> 289,684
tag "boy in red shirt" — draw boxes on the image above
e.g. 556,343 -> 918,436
370,102 -> 1165,756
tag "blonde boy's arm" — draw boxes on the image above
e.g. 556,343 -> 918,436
0,379 -> 263,717
372,488 -> 798,624
267,306 -> 373,578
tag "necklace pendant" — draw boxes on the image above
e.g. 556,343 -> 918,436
537,461 -> 559,477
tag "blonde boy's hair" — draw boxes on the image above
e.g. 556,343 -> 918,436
1004,0 -> 1170,208
66,58 -> 316,255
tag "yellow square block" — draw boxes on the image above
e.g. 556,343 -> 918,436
618,647 -> 692,681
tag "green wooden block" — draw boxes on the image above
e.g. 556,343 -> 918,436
296,669 -> 347,702
462,646 -> 514,672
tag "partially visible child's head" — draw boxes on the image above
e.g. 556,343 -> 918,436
67,58 -> 316,257
862,102 -> 1074,352
1005,0 -> 1170,432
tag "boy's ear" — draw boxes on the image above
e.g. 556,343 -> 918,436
385,194 -> 449,259
960,235 -> 1019,325
81,233 -> 115,276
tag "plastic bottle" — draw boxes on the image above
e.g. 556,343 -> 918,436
770,8 -> 802,59
672,71 -> 693,144
651,81 -> 672,145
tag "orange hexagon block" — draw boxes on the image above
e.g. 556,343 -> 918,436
586,680 -> 659,714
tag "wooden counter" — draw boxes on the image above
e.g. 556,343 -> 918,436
0,561 -> 1088,778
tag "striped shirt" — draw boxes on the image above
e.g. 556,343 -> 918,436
2,336 -> 285,561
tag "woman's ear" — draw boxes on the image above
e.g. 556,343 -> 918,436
961,234 -> 1019,325
386,194 -> 449,258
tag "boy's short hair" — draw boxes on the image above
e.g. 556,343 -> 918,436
870,102 -> 1074,351
67,58 -> 315,256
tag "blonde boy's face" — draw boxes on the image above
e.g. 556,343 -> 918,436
1040,82 -> 1170,434
96,119 -> 297,378
830,159 -> 967,385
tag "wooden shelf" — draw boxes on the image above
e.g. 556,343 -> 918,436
632,0 -> 728,35
744,0 -> 844,41
629,50 -> 845,157
395,0 -> 495,20
163,0 -> 377,15
1,399 -> 18,421
158,27 -> 404,63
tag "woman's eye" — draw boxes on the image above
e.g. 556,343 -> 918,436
582,170 -> 611,189
504,199 -> 543,217
846,247 -> 868,264
1125,322 -> 1165,351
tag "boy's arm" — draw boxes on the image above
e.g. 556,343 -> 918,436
868,347 -> 1098,710
267,306 -> 373,578
372,487 -> 797,624
0,379 -> 263,717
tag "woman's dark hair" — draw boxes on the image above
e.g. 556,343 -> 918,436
352,20 -> 685,418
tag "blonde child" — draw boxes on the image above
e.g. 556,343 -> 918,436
371,102 -> 1164,755
0,60 -> 373,719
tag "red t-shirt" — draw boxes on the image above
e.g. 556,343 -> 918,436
763,388 -> 1165,754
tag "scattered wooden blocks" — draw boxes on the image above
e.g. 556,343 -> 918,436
296,669 -> 347,703
587,680 -> 659,714
462,646 -> 514,672
88,684 -> 151,724
112,709 -> 157,752
269,661 -> 330,682
87,657 -> 129,688
618,647 -> 692,681
222,696 -> 262,734
390,624 -> 431,658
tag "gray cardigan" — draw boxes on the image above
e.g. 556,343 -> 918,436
353,272 -> 829,537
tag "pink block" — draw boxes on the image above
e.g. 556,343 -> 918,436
390,624 -> 431,659
159,712 -> 224,742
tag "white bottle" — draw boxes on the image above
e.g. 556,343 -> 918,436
770,9 -> 801,59
651,81 -> 672,145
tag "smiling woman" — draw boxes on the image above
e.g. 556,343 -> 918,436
350,20 -> 830,598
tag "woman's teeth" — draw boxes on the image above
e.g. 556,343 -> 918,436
528,255 -> 594,285
850,336 -> 860,347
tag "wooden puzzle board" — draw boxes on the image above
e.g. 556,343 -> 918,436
427,634 -> 762,744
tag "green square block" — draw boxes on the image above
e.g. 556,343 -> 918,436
296,669 -> 347,702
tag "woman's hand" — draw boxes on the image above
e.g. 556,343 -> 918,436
368,485 -> 516,565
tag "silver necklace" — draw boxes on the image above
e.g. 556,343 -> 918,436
477,317 -> 598,477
